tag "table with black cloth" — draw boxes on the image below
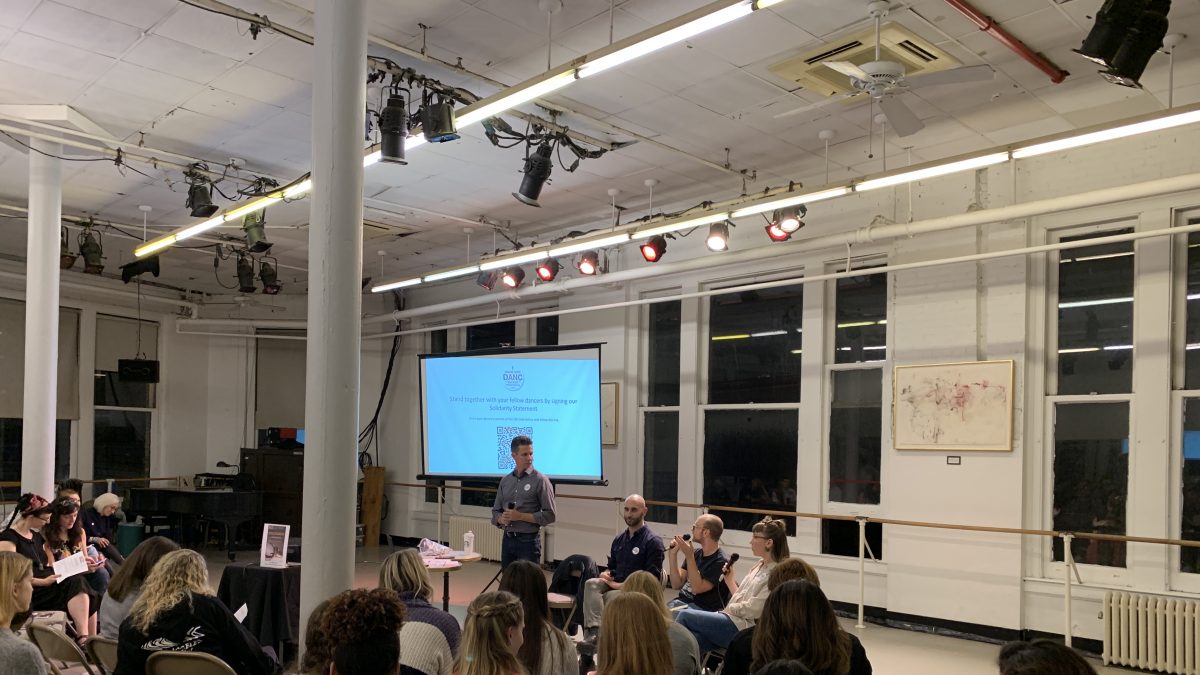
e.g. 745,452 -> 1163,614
217,562 -> 301,658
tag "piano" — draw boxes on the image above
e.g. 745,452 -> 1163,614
127,488 -> 263,561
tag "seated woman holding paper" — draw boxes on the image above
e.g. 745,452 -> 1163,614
0,493 -> 97,640
45,496 -> 110,597
115,548 -> 280,675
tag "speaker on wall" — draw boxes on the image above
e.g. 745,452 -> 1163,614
118,359 -> 160,383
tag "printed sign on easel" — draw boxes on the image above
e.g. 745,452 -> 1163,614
260,523 -> 290,568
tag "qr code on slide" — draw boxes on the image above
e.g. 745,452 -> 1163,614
496,426 -> 533,470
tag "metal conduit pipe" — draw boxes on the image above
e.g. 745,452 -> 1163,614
0,270 -> 200,316
369,170 -> 1200,323
943,0 -> 1069,84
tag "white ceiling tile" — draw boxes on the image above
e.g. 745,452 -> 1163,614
141,107 -> 250,156
152,4 -> 271,61
210,65 -> 310,109
490,42 -> 582,82
0,0 -> 38,30
181,88 -> 283,126
0,31 -> 115,82
1034,72 -> 1157,116
421,7 -> 543,68
768,0 -> 872,40
689,9 -> 819,69
245,36 -> 313,84
71,85 -> 176,134
613,41 -> 736,95
21,1 -> 144,59
559,71 -> 668,116
983,115 -> 1074,146
124,35 -> 238,84
0,60 -> 90,103
51,0 -> 179,30
954,92 -> 1059,135
367,0 -> 471,42
619,0 -> 710,26
677,69 -> 788,116
475,0 -> 613,36
92,61 -> 206,106
1060,94 -> 1165,128
552,7 -> 652,56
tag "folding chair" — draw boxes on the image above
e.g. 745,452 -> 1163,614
87,636 -> 119,673
26,623 -> 101,675
145,651 -> 238,675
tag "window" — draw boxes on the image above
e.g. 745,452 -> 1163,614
828,369 -> 883,505
536,316 -> 559,346
708,285 -> 804,404
1052,402 -> 1128,567
703,410 -> 798,534
835,273 -> 887,364
1184,230 -> 1200,388
643,299 -> 681,522
466,321 -> 515,350
1182,398 -> 1200,573
1056,230 -> 1134,395
94,410 -> 152,479
95,315 -> 157,480
822,519 -> 883,560
0,419 -> 71,483
460,480 -> 497,508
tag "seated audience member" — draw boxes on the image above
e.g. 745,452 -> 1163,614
667,514 -> 729,611
378,549 -> 461,675
57,479 -> 84,499
594,593 -> 673,675
82,493 -> 125,564
299,599 -> 334,675
676,518 -> 788,654
44,497 -> 109,597
753,661 -> 815,675
997,639 -> 1097,675
320,588 -> 406,675
581,494 -> 665,643
0,551 -> 48,675
722,558 -> 822,675
99,536 -> 180,638
453,591 -> 525,675
115,549 -> 280,675
0,493 -> 95,639
499,560 -> 575,675
749,580 -> 870,675
621,570 -> 700,675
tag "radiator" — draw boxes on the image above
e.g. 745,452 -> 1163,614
1104,591 -> 1200,673
447,516 -> 546,562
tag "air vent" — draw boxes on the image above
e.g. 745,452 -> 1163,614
769,22 -> 961,97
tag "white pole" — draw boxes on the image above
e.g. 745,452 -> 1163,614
1063,534 -> 1074,647
857,517 -> 866,629
298,0 -> 366,650
22,139 -> 61,497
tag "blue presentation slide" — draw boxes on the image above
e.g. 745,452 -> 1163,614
423,348 -> 603,481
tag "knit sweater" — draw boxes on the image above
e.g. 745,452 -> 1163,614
0,627 -> 48,675
399,592 -> 461,675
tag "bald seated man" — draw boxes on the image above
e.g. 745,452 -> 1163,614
581,494 -> 666,643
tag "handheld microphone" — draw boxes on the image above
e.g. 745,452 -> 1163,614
722,552 -> 740,575
668,533 -> 692,549
507,501 -> 516,510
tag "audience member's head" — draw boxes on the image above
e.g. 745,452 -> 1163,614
596,592 -> 673,675
6,493 -> 51,529
997,639 -> 1097,675
56,478 -> 84,499
499,560 -> 557,674
300,599 -> 334,675
752,660 -> 815,675
620,570 -> 671,624
751,517 -> 790,561
378,548 -> 434,601
695,513 -> 724,543
0,551 -> 33,629
455,591 -> 525,675
57,489 -> 81,506
128,549 -> 211,632
45,496 -> 83,550
768,557 -> 820,590
93,493 -> 122,517
752,580 -> 851,674
320,588 -> 405,675
107,536 -> 180,602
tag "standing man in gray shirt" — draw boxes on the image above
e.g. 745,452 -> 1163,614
491,435 -> 556,570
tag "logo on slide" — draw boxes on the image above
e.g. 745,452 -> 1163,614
503,368 -> 525,391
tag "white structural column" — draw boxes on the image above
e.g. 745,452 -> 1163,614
298,0 -> 367,643
22,139 -> 61,496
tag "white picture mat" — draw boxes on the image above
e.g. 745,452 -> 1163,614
893,360 -> 1014,451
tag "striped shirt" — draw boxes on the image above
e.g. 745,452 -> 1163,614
399,591 -> 461,675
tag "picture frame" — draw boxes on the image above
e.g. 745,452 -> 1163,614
601,382 -> 618,446
893,359 -> 1014,452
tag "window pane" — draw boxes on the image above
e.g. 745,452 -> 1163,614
94,410 -> 151,479
1052,402 -> 1128,567
1185,229 -> 1200,389
0,419 -> 71,483
466,322 -> 515,350
703,410 -> 797,534
648,300 -> 681,407
1057,230 -> 1134,395
94,372 -> 155,408
461,480 -> 497,508
708,285 -> 803,404
835,272 -> 887,364
644,411 -> 678,523
829,369 -> 882,505
1182,398 -> 1200,573
536,316 -> 559,346
821,519 -> 884,560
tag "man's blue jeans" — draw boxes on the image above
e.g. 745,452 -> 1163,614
501,531 -> 541,570
675,608 -> 739,654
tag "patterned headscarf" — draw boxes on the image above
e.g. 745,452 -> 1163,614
19,494 -> 50,517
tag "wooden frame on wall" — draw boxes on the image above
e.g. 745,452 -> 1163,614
893,359 -> 1015,451
601,382 -> 618,446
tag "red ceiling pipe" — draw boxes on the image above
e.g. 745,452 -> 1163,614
943,0 -> 1070,84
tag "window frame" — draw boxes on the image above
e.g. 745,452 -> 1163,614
1170,210 -> 1200,590
638,289 -> 684,528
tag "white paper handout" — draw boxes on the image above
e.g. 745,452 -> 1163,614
234,604 -> 249,622
260,523 -> 290,569
52,552 -> 89,583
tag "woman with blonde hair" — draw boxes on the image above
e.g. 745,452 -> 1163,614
99,536 -> 180,638
676,517 -> 788,654
594,592 -> 673,675
379,549 -> 461,675
114,549 -> 280,675
621,570 -> 699,675
0,551 -> 47,675
453,591 -> 525,675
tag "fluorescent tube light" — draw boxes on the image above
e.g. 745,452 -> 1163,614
423,265 -> 480,282
371,277 -> 422,292
730,187 -> 851,219
134,235 -> 177,257
837,321 -> 876,328
750,330 -> 787,337
753,0 -> 788,7
283,179 -> 313,199
479,250 -> 549,271
1058,347 -> 1100,354
175,216 -> 227,242
225,196 -> 281,221
1057,297 -> 1133,309
1013,109 -> 1200,159
1103,345 -> 1134,351
549,233 -> 630,257
457,71 -> 577,127
633,213 -> 729,239
577,2 -> 754,79
711,334 -> 750,341
856,153 -> 1010,192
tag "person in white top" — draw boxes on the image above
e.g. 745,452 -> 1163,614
674,518 -> 789,654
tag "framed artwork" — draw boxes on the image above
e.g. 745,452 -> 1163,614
893,359 -> 1014,451
601,382 -> 618,446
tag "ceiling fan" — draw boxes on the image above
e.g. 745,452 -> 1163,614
772,0 -> 995,136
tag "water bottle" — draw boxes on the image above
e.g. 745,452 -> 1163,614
464,531 -> 475,555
